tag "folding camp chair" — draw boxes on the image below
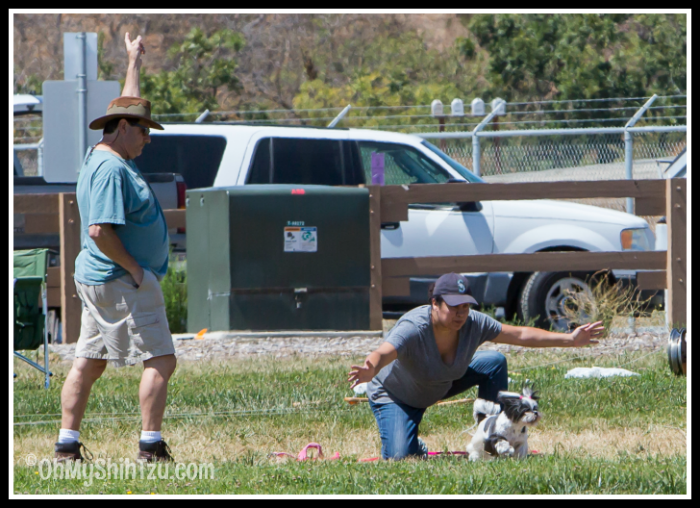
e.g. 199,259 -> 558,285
13,248 -> 53,389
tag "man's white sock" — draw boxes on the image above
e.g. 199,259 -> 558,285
140,431 -> 161,443
58,429 -> 80,444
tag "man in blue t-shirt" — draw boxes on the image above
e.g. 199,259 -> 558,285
348,272 -> 604,460
55,33 -> 176,464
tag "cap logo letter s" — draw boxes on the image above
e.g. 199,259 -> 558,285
457,280 -> 466,293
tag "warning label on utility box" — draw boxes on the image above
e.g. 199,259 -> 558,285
284,226 -> 317,252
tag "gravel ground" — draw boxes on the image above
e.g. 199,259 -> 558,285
47,326 -> 671,364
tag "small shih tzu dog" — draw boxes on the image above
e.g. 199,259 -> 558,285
466,387 -> 541,461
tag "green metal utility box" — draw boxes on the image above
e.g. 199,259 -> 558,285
186,185 -> 370,332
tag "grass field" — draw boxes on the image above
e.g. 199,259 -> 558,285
13,348 -> 686,495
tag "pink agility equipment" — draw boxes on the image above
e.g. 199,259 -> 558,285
270,442 -> 341,462
358,449 -> 539,462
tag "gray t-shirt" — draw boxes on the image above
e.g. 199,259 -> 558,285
366,305 -> 502,408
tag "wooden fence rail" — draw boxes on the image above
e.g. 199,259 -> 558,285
14,178 -> 685,341
369,178 -> 686,330
14,192 -> 185,344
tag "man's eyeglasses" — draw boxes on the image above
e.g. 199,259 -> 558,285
132,123 -> 150,136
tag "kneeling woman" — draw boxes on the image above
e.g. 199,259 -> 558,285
348,272 -> 603,460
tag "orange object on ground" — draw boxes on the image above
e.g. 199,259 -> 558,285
344,397 -> 369,405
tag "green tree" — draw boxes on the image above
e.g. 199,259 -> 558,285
97,31 -> 115,81
140,27 -> 245,116
292,32 -> 484,130
459,13 -> 686,123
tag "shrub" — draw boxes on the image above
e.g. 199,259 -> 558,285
561,270 -> 654,337
160,254 -> 187,333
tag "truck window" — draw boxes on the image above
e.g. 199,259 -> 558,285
356,141 -> 451,185
247,138 -> 356,186
134,135 -> 227,190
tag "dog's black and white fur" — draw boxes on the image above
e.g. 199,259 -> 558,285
466,387 -> 541,461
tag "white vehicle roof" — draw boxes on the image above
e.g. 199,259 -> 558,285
154,122 -> 423,144
152,122 -> 473,187
14,94 -> 43,114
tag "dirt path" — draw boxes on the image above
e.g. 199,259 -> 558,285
47,327 -> 670,363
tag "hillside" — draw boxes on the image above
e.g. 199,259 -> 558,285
13,14 -> 471,111
13,13 -> 686,122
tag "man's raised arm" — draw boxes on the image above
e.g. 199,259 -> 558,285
122,32 -> 145,97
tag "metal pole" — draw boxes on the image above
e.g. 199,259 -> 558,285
195,109 -> 210,123
624,130 -> 634,213
42,282 -> 49,389
471,99 -> 504,178
328,105 -> 351,128
438,116 -> 446,151
493,115 -> 501,174
37,138 -> 44,177
76,33 -> 87,175
624,94 -> 658,214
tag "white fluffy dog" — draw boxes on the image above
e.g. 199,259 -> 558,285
466,387 -> 541,461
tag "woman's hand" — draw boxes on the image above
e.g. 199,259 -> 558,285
570,321 -> 604,347
348,359 -> 377,389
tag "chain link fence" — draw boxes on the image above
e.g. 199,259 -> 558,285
435,131 -> 686,183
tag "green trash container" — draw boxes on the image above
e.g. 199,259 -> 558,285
186,185 -> 370,332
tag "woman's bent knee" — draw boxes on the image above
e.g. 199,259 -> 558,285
482,350 -> 507,370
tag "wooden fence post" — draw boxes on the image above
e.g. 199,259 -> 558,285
59,193 -> 82,344
666,178 -> 687,328
368,186 -> 383,331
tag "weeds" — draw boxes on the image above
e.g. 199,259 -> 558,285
160,252 -> 187,333
560,270 -> 656,337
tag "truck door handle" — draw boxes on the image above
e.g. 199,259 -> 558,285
381,222 -> 400,230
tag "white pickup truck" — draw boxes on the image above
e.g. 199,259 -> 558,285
138,123 -> 659,331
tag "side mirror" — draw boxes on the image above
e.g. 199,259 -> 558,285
445,178 -> 481,211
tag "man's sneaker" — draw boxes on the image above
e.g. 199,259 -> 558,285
138,440 -> 174,463
54,441 -> 93,462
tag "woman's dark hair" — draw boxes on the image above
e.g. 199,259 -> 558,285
428,283 -> 443,305
103,117 -> 139,135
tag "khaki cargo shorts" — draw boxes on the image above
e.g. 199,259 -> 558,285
74,269 -> 175,367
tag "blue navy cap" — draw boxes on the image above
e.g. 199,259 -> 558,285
433,273 -> 478,306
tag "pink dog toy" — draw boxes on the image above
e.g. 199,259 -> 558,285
271,442 -> 340,462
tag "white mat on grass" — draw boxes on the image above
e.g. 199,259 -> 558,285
565,367 -> 640,379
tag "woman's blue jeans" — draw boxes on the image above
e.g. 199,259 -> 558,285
368,350 -> 508,460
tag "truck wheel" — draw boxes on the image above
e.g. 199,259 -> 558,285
517,271 -> 596,332
47,309 -> 60,344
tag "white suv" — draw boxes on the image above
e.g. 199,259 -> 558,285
136,123 -> 658,331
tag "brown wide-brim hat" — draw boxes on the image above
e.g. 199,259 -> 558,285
89,96 -> 164,130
